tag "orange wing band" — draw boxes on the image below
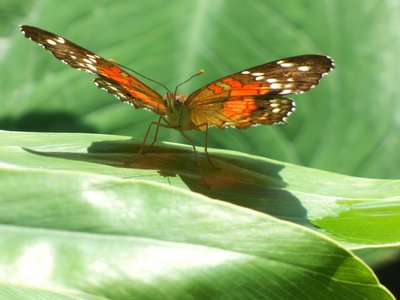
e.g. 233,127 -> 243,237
222,97 -> 259,119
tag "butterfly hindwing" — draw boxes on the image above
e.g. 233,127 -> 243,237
188,95 -> 295,130
20,25 -> 166,113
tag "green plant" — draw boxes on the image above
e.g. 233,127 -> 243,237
0,0 -> 398,299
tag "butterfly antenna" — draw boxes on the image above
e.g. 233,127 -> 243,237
174,70 -> 205,96
114,62 -> 171,94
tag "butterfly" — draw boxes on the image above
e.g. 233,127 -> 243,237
20,25 -> 334,169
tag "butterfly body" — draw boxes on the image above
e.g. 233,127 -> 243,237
160,93 -> 195,131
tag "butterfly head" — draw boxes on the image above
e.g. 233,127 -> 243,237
163,92 -> 186,108
159,70 -> 205,130
163,93 -> 194,130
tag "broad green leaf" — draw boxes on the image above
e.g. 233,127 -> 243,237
0,283 -> 105,300
1,0 -> 399,180
0,0 -> 399,297
0,150 -> 394,299
1,130 -> 399,250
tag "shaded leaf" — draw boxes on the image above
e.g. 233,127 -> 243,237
1,130 -> 399,249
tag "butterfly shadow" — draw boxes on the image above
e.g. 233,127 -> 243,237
23,138 -> 310,227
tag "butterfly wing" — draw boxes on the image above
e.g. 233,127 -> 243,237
20,25 -> 166,114
186,55 -> 334,129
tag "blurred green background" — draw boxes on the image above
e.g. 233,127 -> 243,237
0,0 -> 399,297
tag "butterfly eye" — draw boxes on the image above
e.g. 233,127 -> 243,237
174,100 -> 182,108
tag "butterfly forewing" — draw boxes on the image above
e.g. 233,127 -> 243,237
20,25 -> 166,113
237,55 -> 334,95
187,55 -> 334,103
186,55 -> 334,129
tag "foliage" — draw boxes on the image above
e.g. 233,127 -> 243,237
0,0 -> 399,299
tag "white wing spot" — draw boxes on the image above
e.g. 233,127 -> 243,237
251,72 -> 264,76
272,108 -> 281,113
83,58 -> 92,64
88,57 -> 97,63
279,89 -> 292,94
322,71 -> 330,77
86,64 -> 97,71
241,70 -> 250,75
277,60 -> 284,64
270,83 -> 283,89
327,56 -> 335,68
270,103 -> 280,108
287,77 -> 295,82
46,39 -> 57,45
55,37 -> 65,44
298,66 -> 311,71
70,55 -> 77,60
255,76 -> 265,81
266,78 -> 278,83
281,62 -> 294,67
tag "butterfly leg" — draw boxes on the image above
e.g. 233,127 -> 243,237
178,130 -> 209,186
139,116 -> 163,154
203,124 -> 218,169
147,115 -> 164,148
192,122 -> 218,169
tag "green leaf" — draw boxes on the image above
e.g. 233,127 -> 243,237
0,130 -> 396,298
1,0 -> 399,180
1,130 -> 399,249
1,0 -> 399,297
0,283 -> 105,300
